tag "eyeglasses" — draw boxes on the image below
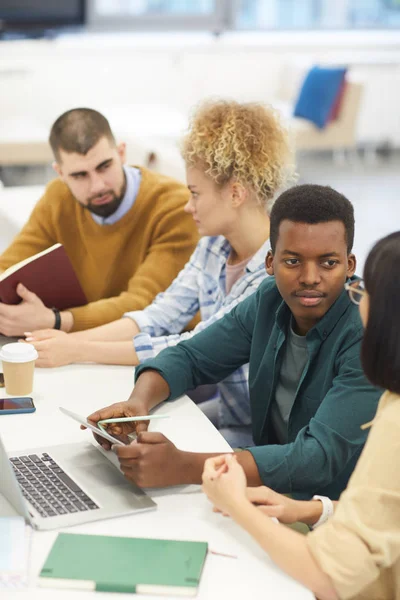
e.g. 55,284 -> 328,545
344,279 -> 367,306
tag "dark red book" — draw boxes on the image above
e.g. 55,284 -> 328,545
0,244 -> 87,310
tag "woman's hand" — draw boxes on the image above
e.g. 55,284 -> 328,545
21,329 -> 77,368
202,454 -> 248,515
202,459 -> 320,525
246,486 -> 304,524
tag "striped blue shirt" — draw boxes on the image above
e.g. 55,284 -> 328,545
124,236 -> 270,427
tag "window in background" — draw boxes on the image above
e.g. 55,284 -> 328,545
95,0 -> 214,16
90,0 -> 400,30
90,0 -> 220,29
235,0 -> 400,29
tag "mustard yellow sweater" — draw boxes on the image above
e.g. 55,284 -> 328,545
0,167 -> 198,331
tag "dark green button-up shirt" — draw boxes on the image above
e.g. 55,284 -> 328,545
135,277 -> 380,500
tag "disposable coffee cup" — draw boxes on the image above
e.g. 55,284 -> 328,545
0,343 -> 38,396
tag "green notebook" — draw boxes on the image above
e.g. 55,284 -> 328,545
39,533 -> 208,596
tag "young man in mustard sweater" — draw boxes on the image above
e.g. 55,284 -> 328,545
0,108 -> 198,336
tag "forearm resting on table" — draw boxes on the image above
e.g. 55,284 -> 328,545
132,372 -> 264,484
235,451 -> 263,486
229,501 -> 338,600
69,317 -> 140,341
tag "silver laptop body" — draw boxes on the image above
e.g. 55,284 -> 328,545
0,434 -> 156,530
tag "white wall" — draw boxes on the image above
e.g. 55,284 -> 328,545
1,30 -> 400,146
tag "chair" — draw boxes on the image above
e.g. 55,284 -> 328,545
291,80 -> 364,153
275,63 -> 364,156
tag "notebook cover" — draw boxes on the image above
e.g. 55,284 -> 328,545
0,244 -> 86,310
39,533 -> 208,596
0,517 -> 30,588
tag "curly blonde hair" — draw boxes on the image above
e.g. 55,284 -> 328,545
181,100 -> 294,211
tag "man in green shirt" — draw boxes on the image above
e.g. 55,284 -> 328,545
88,184 -> 380,500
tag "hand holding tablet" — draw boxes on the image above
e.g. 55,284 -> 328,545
59,407 -> 170,449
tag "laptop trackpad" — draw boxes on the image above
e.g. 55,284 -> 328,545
50,443 -> 128,488
80,461 -> 125,487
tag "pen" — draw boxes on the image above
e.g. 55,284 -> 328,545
98,415 -> 169,430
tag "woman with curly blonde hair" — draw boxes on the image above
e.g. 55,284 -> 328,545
26,100 -> 293,445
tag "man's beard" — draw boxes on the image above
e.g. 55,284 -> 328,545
81,188 -> 125,218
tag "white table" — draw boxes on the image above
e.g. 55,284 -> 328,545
0,364 -> 312,600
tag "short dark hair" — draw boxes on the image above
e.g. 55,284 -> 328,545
361,231 -> 400,394
269,184 -> 355,253
49,108 -> 116,162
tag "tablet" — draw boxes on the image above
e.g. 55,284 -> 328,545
59,406 -> 127,447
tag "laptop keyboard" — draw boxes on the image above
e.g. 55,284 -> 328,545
9,453 -> 99,518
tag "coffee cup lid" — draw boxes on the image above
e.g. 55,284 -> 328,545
0,343 -> 38,363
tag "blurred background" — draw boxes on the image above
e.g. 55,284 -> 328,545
0,0 -> 399,269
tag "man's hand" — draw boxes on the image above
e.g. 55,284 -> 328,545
114,432 -> 189,488
22,329 -> 76,368
86,400 -> 150,450
0,284 -> 55,336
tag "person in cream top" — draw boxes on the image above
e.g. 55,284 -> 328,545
202,230 -> 400,600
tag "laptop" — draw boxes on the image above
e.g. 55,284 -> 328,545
0,433 -> 156,531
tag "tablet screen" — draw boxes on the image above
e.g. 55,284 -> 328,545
59,407 -> 127,447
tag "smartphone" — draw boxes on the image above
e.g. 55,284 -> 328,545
0,397 -> 36,415
59,406 -> 127,447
